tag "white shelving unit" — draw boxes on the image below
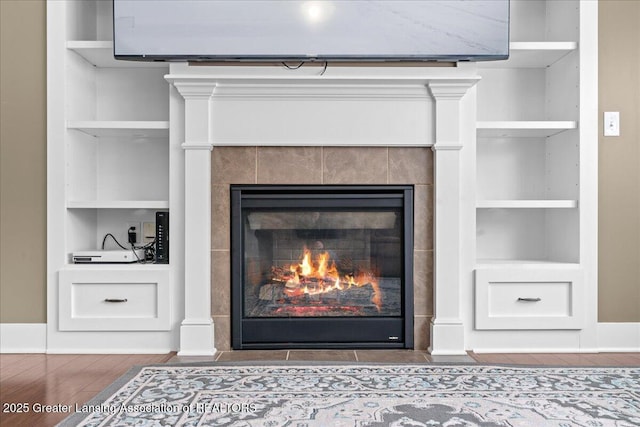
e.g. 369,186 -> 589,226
471,0 -> 597,349
47,0 -> 179,352
44,0 -> 597,354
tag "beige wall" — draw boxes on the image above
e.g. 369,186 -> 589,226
0,0 -> 47,323
598,0 -> 640,322
0,1 -> 638,324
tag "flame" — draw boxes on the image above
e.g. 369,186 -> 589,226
300,250 -> 313,277
275,246 -> 382,311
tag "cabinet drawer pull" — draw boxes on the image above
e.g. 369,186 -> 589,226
104,298 -> 128,303
517,297 -> 541,302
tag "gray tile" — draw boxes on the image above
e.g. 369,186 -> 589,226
430,354 -> 477,363
413,316 -> 431,351
355,350 -> 429,363
212,251 -> 230,316
389,147 -> 433,185
414,185 -> 433,251
216,350 -> 289,362
214,316 -> 231,351
287,350 -> 357,362
413,250 -> 433,316
211,184 -> 230,250
212,147 -> 256,184
257,147 -> 322,184
323,147 -> 388,184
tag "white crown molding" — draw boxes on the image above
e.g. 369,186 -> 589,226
170,82 -> 217,99
212,83 -> 431,100
182,141 -> 214,151
428,81 -> 478,100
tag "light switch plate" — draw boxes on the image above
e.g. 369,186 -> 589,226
604,111 -> 620,136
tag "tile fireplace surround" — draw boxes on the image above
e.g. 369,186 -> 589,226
212,147 -> 432,350
167,63 -> 479,356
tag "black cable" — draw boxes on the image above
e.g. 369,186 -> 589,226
101,232 -> 151,263
130,243 -> 143,263
281,61 -> 305,70
132,239 -> 156,263
281,61 -> 328,75
101,233 -> 127,250
135,241 -> 156,249
320,61 -> 328,76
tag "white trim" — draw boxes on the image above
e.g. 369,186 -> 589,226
472,347 -> 585,354
209,140 -> 434,147
212,83 -> 432,100
45,348 -> 173,354
597,323 -> 640,352
0,324 -> 47,353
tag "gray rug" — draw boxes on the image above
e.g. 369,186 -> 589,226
58,363 -> 640,426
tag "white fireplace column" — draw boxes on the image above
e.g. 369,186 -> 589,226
428,82 -> 474,356
174,82 -> 217,356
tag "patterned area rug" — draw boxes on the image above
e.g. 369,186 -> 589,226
59,364 -> 640,426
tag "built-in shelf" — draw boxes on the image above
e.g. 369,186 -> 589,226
66,41 -> 168,68
67,200 -> 169,209
67,121 -> 170,138
477,200 -> 578,209
478,42 -> 578,69
476,121 -> 577,138
62,263 -> 170,271
476,259 -> 581,269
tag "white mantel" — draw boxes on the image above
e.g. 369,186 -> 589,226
166,63 -> 479,356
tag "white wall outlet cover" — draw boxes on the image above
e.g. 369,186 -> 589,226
143,222 -> 156,243
604,111 -> 620,136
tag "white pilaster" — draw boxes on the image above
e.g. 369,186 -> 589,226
174,83 -> 217,356
428,82 -> 474,355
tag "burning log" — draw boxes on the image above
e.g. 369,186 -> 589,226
258,283 -> 285,301
264,246 -> 382,311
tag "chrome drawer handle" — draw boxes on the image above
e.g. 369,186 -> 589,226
104,298 -> 128,303
517,297 -> 541,302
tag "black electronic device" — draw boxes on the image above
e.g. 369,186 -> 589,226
155,211 -> 169,264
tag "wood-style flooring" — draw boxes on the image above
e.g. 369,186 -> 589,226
1,351 -> 639,426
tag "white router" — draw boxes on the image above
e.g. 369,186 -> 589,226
72,249 -> 144,264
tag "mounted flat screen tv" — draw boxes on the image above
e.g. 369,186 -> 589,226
113,0 -> 509,63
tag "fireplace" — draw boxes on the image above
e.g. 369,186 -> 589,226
231,185 -> 414,349
168,65 -> 478,356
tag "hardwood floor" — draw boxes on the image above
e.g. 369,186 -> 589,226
0,353 -> 174,427
1,351 -> 638,426
470,351 -> 640,366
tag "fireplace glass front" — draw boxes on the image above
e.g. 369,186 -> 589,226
231,185 -> 413,349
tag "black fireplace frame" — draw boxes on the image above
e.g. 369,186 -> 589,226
231,185 -> 414,349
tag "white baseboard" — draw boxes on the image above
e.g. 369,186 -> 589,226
45,348 -> 174,354
472,347 -> 584,354
0,323 -> 47,353
470,323 -> 640,353
597,322 -> 640,351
